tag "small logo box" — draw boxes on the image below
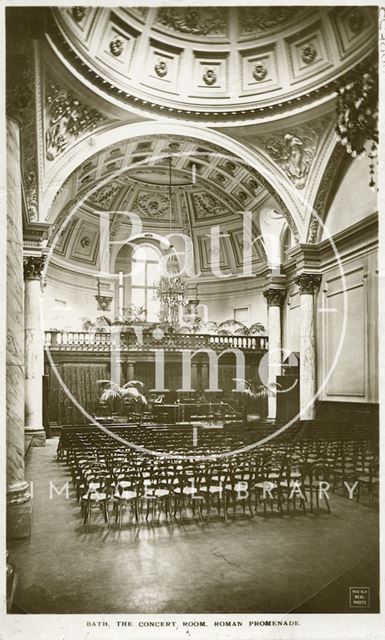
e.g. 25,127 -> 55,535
349,587 -> 370,608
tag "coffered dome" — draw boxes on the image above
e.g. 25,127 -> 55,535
47,5 -> 377,123
47,136 -> 287,278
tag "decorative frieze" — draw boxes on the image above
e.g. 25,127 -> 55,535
157,7 -> 227,36
263,288 -> 286,307
295,273 -> 321,295
239,7 -> 299,33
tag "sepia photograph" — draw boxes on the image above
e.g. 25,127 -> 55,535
1,2 -> 384,639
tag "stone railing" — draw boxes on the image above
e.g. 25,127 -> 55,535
44,330 -> 268,353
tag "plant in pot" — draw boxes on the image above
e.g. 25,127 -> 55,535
96,380 -> 147,422
97,381 -> 122,418
232,378 -> 281,423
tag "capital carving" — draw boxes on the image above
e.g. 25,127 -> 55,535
95,295 -> 113,312
263,288 -> 286,307
23,255 -> 46,280
295,273 -> 321,294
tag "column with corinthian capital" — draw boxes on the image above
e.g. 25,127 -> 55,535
6,118 -> 31,537
295,273 -> 321,420
24,255 -> 46,446
263,288 -> 286,421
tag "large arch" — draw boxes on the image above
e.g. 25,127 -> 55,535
42,121 -> 304,240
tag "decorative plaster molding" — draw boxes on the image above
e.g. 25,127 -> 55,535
261,127 -> 319,189
157,7 -> 227,36
295,272 -> 321,294
263,287 -> 286,307
308,143 -> 346,243
95,295 -> 113,312
45,78 -> 106,161
23,255 -> 46,280
47,9 -> 377,124
239,7 -> 299,33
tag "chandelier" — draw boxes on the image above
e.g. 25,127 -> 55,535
154,155 -> 194,329
156,267 -> 186,328
335,61 -> 378,188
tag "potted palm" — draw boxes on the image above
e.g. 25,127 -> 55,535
232,378 -> 281,422
96,380 -> 147,422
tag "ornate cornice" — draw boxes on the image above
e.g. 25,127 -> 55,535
263,288 -> 286,307
295,273 -> 321,294
23,255 -> 46,280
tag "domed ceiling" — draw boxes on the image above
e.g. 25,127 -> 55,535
47,5 -> 377,122
48,136 -> 280,277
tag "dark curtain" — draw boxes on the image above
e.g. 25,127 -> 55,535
56,363 -> 109,425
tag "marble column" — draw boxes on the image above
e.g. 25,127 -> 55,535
263,288 -> 286,421
191,363 -> 198,392
6,118 -> 31,538
24,255 -> 46,446
201,363 -> 209,392
127,362 -> 135,381
295,273 -> 321,420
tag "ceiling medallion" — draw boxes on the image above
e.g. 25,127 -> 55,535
214,172 -> 226,184
109,37 -> 124,57
71,7 -> 87,23
301,43 -> 317,65
237,190 -> 248,202
203,68 -> 217,86
346,8 -> 363,34
154,60 -> 168,78
80,237 -> 91,248
253,62 -> 268,82
225,160 -> 237,174
137,193 -> 170,218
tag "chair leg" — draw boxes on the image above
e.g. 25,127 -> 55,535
248,495 -> 253,517
105,501 -> 110,529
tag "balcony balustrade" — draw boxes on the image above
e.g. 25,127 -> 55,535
44,329 -> 268,353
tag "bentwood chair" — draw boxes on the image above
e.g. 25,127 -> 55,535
81,477 -> 111,532
113,473 -> 140,528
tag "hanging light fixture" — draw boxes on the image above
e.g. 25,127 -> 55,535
335,59 -> 378,189
155,155 -> 194,329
